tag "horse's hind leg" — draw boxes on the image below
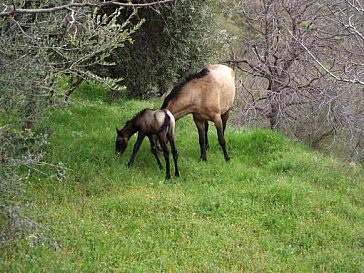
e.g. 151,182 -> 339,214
213,115 -> 230,161
167,133 -> 179,177
221,111 -> 230,134
193,116 -> 207,161
157,133 -> 171,179
148,135 -> 162,170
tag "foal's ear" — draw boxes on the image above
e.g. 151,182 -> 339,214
116,127 -> 121,134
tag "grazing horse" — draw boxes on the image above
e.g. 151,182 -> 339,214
161,64 -> 235,161
115,109 -> 179,179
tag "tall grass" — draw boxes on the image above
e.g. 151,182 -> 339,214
1,86 -> 363,272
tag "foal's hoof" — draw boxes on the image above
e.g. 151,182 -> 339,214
225,156 -> 230,162
175,172 -> 180,177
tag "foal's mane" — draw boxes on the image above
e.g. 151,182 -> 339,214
125,108 -> 150,126
161,68 -> 210,109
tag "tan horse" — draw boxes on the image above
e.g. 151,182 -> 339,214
161,64 -> 235,161
116,109 -> 179,179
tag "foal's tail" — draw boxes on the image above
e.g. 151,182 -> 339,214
157,111 -> 171,134
157,110 -> 175,137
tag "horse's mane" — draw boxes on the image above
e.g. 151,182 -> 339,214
161,68 -> 209,109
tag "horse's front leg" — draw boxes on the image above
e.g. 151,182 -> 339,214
167,133 -> 179,177
204,121 -> 209,149
193,116 -> 207,161
148,135 -> 162,170
128,132 -> 145,167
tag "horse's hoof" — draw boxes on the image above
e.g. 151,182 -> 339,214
175,172 -> 180,177
225,157 -> 230,162
165,174 -> 171,179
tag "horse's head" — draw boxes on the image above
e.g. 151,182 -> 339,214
115,127 -> 129,155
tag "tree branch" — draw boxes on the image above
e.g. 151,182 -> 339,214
287,29 -> 364,86
0,0 -> 174,17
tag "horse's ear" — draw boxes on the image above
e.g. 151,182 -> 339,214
116,127 -> 121,134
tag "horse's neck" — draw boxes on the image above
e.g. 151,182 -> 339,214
166,99 -> 194,120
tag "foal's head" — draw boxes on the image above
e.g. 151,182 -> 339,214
115,121 -> 134,155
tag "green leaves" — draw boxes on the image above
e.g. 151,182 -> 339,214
110,0 -> 226,98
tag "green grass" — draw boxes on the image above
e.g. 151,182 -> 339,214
1,92 -> 364,272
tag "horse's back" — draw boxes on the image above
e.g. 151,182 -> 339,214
206,64 -> 235,114
163,64 -> 235,120
207,64 -> 235,80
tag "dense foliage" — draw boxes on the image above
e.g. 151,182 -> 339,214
107,0 -> 227,97
0,0 -> 142,246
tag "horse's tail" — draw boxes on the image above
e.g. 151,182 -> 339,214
157,111 -> 171,134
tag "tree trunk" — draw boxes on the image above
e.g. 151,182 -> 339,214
64,78 -> 83,102
269,99 -> 280,130
267,79 -> 281,130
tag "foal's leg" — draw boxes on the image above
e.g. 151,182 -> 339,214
193,115 -> 207,161
167,133 -> 179,177
148,135 -> 162,170
157,133 -> 171,179
128,132 -> 145,167
212,114 -> 230,161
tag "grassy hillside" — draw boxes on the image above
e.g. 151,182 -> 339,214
2,86 -> 364,272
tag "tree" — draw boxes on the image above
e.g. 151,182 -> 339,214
293,0 -> 364,86
228,0 -> 363,162
0,1 -> 175,102
0,0 -> 173,244
105,0 -> 227,98
230,0 -> 321,130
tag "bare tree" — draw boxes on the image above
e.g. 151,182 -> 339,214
228,0 -> 363,162
230,0 -> 323,130
296,0 -> 364,85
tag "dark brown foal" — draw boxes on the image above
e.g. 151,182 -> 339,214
116,109 -> 179,179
